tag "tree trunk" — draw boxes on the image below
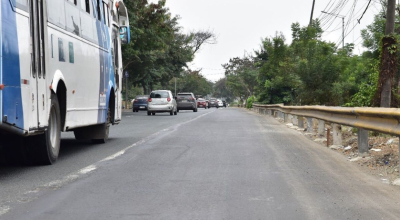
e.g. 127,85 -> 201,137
141,82 -> 147,95
378,36 -> 397,107
378,0 -> 397,107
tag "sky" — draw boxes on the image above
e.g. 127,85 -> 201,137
149,0 -> 382,82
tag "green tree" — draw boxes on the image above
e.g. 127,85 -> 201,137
122,0 -> 216,94
223,56 -> 258,102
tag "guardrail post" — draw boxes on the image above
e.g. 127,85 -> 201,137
306,118 -> 313,132
298,117 -> 304,128
294,115 -> 298,125
318,120 -> 325,136
332,124 -> 342,146
357,128 -> 369,154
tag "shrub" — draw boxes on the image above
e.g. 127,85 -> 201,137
246,96 -> 256,108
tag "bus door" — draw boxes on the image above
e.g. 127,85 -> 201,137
111,26 -> 121,120
30,0 -> 47,129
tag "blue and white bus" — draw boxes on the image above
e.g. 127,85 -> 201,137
0,0 -> 130,164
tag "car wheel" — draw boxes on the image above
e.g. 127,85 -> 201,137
170,109 -> 173,115
177,109 -> 179,113
152,112 -> 155,115
147,111 -> 151,116
174,109 -> 177,115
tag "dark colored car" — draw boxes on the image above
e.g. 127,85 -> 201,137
132,95 -> 149,112
197,98 -> 207,109
208,98 -> 219,108
177,92 -> 198,112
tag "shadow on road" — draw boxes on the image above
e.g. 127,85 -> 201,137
0,135 -> 115,168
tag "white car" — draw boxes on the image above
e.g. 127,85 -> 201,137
147,90 -> 178,116
217,99 -> 223,107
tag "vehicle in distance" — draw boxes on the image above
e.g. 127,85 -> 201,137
208,98 -> 219,108
217,99 -> 224,107
197,98 -> 207,109
147,90 -> 177,116
177,93 -> 198,112
132,95 -> 149,112
222,100 -> 227,108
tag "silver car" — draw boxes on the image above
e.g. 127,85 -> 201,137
147,90 -> 177,116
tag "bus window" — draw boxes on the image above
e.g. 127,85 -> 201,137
69,42 -> 74,63
66,0 -> 76,5
103,2 -> 109,26
96,0 -> 101,21
91,0 -> 96,18
51,34 -> 54,58
58,38 -> 65,62
82,0 -> 90,14
112,27 -> 119,68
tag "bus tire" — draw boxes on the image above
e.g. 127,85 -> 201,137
34,93 -> 61,165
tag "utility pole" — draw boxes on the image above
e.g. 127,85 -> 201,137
321,11 -> 345,49
125,71 -> 129,109
380,0 -> 396,107
174,77 -> 177,97
309,0 -> 316,26
385,0 -> 396,35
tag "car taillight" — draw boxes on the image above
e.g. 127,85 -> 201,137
148,98 -> 152,102
167,97 -> 171,102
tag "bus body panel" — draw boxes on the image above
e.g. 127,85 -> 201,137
0,0 -> 127,137
1,1 -> 24,131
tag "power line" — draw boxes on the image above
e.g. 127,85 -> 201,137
357,0 -> 373,23
334,0 -> 376,47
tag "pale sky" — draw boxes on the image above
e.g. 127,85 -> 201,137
149,0 -> 381,82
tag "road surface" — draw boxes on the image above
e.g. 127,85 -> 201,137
1,108 -> 400,219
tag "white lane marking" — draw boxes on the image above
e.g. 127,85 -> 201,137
0,206 -> 10,216
78,165 -> 97,175
0,109 -> 216,217
101,150 -> 126,162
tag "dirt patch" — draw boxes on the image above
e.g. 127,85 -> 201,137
275,115 -> 400,183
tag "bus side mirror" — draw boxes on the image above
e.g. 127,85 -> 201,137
119,26 -> 130,44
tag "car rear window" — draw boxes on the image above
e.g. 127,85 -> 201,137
197,98 -> 204,101
177,94 -> 192,99
136,95 -> 148,99
150,91 -> 169,98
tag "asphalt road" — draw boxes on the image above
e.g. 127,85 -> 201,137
1,107 -> 400,219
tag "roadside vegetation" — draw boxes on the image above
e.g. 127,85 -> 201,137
121,0 -> 216,100
222,7 -> 400,107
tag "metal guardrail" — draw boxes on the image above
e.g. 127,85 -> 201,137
252,104 -> 400,136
